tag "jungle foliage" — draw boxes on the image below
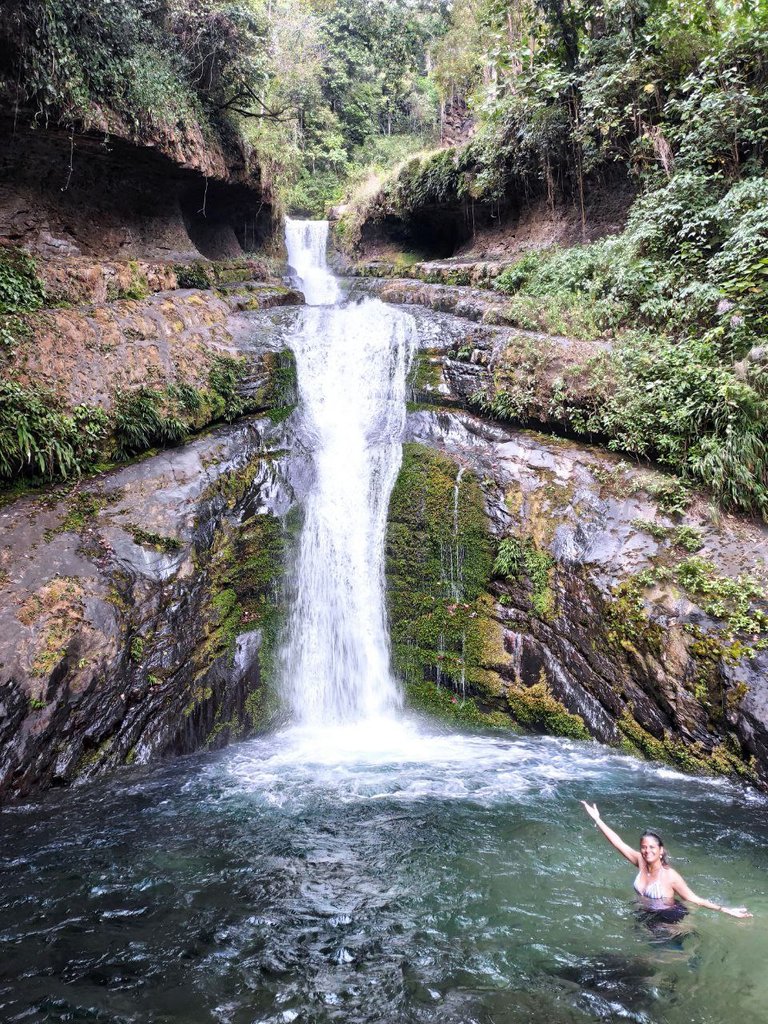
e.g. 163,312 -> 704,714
378,0 -> 768,213
358,0 -> 768,516
241,0 -> 448,213
0,356 -> 250,486
0,0 -> 448,215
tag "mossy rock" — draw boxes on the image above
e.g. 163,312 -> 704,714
408,349 -> 444,395
255,349 -> 298,413
387,442 -> 501,702
617,709 -> 756,782
506,679 -> 590,740
406,679 -> 515,731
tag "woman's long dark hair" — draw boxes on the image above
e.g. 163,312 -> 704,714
641,830 -> 670,865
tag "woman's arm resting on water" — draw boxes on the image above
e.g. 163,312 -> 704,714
669,870 -> 753,918
580,802 -> 639,866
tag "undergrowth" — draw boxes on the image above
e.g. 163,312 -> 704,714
474,225 -> 768,515
493,536 -> 555,620
1,355 -> 253,486
0,382 -> 108,482
0,247 -> 46,352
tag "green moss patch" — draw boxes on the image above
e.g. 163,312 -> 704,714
605,572 -> 665,656
405,679 -> 513,731
43,489 -> 120,540
183,499 -> 297,742
129,526 -> 183,554
493,536 -> 555,620
114,261 -> 149,301
386,442 -> 501,701
199,506 -> 296,695
410,350 -> 443,391
618,710 -> 756,783
506,678 -> 590,740
17,577 -> 85,679
256,349 -> 298,417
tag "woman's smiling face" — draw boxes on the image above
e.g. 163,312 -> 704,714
640,835 -> 663,866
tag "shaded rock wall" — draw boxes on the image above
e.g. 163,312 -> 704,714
0,122 -> 272,262
352,179 -> 634,264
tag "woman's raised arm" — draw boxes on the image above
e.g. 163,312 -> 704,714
581,802 -> 640,866
669,869 -> 753,918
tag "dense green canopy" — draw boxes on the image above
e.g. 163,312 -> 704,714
0,0 -> 448,212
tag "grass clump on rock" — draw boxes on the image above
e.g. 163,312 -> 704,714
0,382 -> 109,483
493,536 -> 555,620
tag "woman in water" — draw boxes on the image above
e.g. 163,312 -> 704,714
581,802 -> 752,920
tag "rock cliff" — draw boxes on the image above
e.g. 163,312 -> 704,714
385,299 -> 768,788
0,417 -> 295,800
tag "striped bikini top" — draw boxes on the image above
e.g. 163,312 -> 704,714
634,866 -> 668,899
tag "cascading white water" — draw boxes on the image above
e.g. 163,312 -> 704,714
279,220 -> 416,725
285,217 -> 340,306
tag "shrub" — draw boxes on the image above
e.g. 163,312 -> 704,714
0,247 -> 45,315
493,536 -> 555,619
588,334 -> 768,514
11,0 -> 207,134
494,253 -> 544,294
112,387 -> 168,459
208,356 -> 246,422
493,537 -> 523,578
0,382 -> 108,482
174,262 -> 212,290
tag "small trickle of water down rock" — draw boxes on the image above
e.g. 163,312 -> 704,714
281,219 -> 417,725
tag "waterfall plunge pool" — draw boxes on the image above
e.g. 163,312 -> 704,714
1,721 -> 767,1024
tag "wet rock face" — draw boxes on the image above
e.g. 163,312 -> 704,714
378,279 -> 509,322
395,407 -> 768,786
0,419 -> 295,801
386,443 -> 502,709
366,291 -> 606,432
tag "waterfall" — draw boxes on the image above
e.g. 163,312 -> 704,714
285,217 -> 340,306
279,220 -> 416,725
449,466 -> 465,602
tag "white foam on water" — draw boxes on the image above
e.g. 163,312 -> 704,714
216,717 -> 645,810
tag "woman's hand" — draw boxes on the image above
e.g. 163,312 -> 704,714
721,906 -> 753,919
581,801 -> 601,823
580,802 -> 639,864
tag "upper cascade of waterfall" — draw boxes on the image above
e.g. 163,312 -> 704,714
285,217 -> 341,306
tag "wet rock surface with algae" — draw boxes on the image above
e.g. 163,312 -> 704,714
0,417 -> 296,800
383,280 -> 768,786
396,403 -> 768,786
